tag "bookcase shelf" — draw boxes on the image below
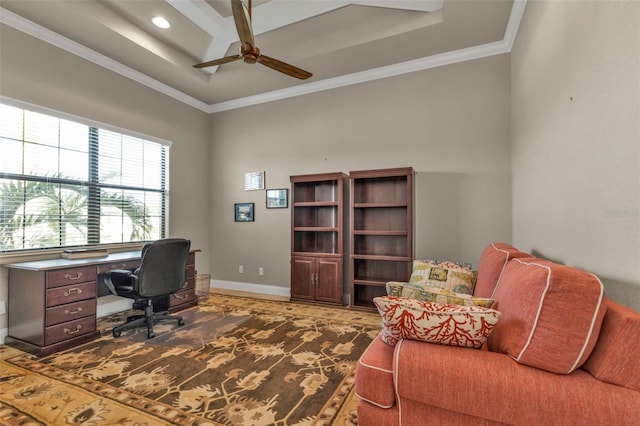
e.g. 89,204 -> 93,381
349,167 -> 414,311
290,173 -> 346,305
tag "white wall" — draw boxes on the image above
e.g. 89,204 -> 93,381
209,54 -> 512,296
511,1 -> 640,310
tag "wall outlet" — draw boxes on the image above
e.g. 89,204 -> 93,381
258,267 -> 264,276
238,265 -> 244,274
0,301 -> 6,315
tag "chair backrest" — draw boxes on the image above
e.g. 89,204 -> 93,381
136,238 -> 191,298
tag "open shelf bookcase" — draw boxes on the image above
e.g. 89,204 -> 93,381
349,167 -> 414,310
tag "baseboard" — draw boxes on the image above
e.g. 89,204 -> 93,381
212,279 -> 290,299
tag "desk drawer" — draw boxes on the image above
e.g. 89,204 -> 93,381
170,287 -> 197,308
45,316 -> 96,346
47,281 -> 96,307
187,264 -> 196,279
184,276 -> 195,290
46,299 -> 96,326
47,266 -> 97,289
97,260 -> 140,274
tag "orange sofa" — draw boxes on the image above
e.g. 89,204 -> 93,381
355,243 -> 640,425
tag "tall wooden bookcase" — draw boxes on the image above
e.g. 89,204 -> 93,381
349,167 -> 414,310
290,172 -> 347,305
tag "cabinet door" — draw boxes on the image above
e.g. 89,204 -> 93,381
291,257 -> 314,300
315,258 -> 342,304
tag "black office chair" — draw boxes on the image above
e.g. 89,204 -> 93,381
103,238 -> 191,338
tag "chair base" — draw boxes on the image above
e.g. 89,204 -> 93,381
112,301 -> 184,339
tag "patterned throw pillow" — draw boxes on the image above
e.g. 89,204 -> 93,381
386,281 -> 495,308
373,296 -> 501,348
409,260 -> 477,294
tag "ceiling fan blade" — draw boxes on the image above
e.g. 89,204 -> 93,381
231,0 -> 255,50
257,55 -> 313,80
193,54 -> 242,69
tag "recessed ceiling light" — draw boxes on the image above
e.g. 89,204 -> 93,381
152,16 -> 170,29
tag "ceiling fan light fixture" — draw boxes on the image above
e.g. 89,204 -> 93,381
152,16 -> 170,29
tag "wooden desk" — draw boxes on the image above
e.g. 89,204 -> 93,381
5,250 -> 198,356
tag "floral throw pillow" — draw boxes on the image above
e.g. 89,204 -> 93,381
373,296 -> 501,348
386,281 -> 495,308
408,260 -> 477,295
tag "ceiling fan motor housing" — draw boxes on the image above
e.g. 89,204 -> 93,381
242,46 -> 260,64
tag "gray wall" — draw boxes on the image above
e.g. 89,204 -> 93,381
0,25 -> 212,329
510,1 -> 640,310
209,54 -> 512,295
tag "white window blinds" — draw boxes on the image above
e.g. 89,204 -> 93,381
0,102 -> 169,252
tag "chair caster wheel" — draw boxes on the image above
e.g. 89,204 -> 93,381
148,332 -> 155,339
178,319 -> 185,326
113,330 -> 121,337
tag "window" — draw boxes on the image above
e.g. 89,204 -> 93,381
0,101 -> 170,253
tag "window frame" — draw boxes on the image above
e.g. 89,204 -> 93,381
0,97 -> 172,255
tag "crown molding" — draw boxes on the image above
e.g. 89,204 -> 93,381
208,39 -> 511,113
0,0 -> 526,114
0,7 -> 211,112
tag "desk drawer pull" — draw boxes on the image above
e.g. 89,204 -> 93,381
173,294 -> 188,301
63,288 -> 83,297
64,307 -> 83,315
64,272 -> 84,281
64,325 -> 82,335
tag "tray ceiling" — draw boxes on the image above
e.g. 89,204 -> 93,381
0,0 -> 525,113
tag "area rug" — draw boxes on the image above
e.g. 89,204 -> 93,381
0,293 -> 379,425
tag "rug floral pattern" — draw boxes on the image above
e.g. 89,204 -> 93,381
0,294 -> 380,425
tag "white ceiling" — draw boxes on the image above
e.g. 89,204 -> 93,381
0,0 -> 525,113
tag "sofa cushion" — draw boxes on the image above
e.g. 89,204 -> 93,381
373,296 -> 501,348
392,338 -> 640,425
488,258 -> 606,374
386,281 -> 495,308
582,299 -> 640,391
474,242 -> 531,298
355,334 -> 396,408
409,260 -> 477,295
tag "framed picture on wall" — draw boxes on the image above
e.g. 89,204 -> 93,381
266,189 -> 288,209
234,203 -> 254,222
244,171 -> 265,191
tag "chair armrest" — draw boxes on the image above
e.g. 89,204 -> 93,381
105,269 -> 135,277
102,269 -> 136,296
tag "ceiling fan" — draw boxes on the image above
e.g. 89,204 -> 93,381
193,0 -> 312,80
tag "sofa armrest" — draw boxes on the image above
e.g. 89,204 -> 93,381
355,334 -> 395,408
394,339 -> 640,425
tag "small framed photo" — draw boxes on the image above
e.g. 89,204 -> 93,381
244,171 -> 265,191
234,203 -> 254,222
266,189 -> 288,209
